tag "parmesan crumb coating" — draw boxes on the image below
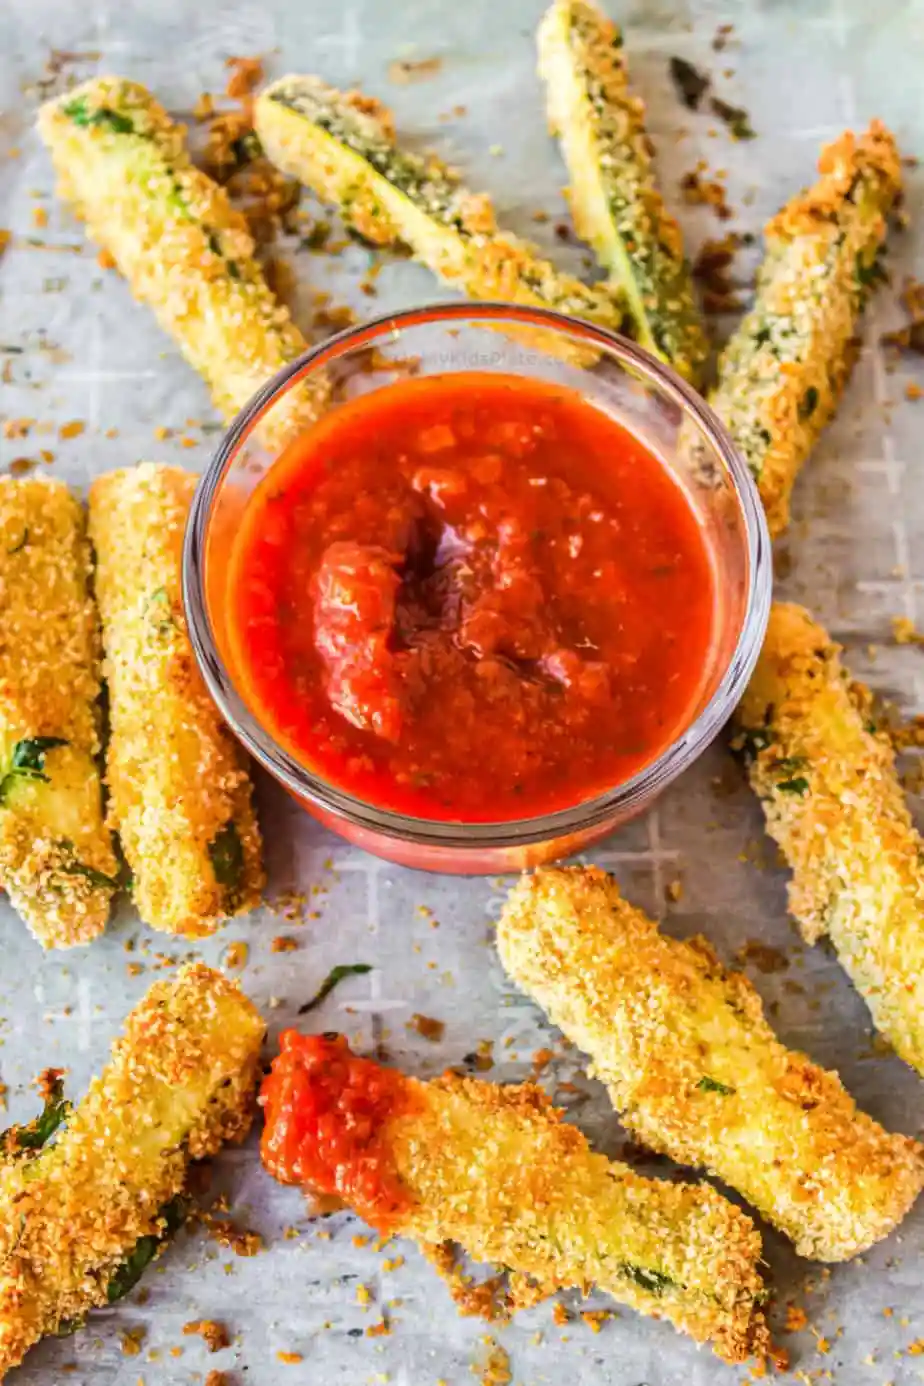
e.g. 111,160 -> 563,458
89,464 -> 264,936
735,602 -> 924,1077
0,478 -> 117,948
537,0 -> 709,383
711,121 -> 901,537
289,1058 -> 767,1363
497,866 -> 924,1262
255,76 -> 627,336
0,963 -> 264,1379
38,78 -> 327,453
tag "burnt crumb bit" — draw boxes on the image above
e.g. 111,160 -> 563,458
183,1320 -> 231,1352
680,166 -> 733,221
407,1013 -> 445,1042
205,1372 -> 230,1386
202,1212 -> 263,1257
692,232 -> 753,314
734,940 -> 789,974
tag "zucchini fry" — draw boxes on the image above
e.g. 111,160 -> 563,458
255,76 -> 626,332
0,478 -> 117,948
710,121 -> 901,537
497,866 -> 924,1262
0,963 -> 264,1379
89,464 -> 264,936
38,78 -> 326,453
537,0 -> 709,383
735,602 -> 924,1076
261,1033 -> 768,1364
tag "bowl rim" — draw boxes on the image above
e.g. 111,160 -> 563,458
183,299 -> 772,848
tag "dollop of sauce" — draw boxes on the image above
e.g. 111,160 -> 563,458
260,1031 -> 417,1229
227,372 -> 717,820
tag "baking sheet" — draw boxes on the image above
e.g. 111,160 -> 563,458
2,0 -> 924,1381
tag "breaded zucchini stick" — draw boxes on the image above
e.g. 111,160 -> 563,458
89,464 -> 263,936
710,121 -> 901,537
38,78 -> 326,453
255,76 -> 626,333
0,963 -> 264,1379
261,1032 -> 769,1364
735,602 -> 924,1075
0,478 -> 117,948
498,866 -> 924,1262
537,0 -> 709,383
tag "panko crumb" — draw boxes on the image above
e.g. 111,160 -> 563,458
120,1327 -> 146,1356
205,1373 -> 230,1386
182,1320 -> 230,1353
276,1351 -> 304,1364
202,1213 -> 263,1257
271,935 -> 298,953
891,615 -> 924,646
407,1013 -> 445,1042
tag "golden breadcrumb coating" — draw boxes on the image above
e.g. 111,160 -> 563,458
89,464 -> 264,936
0,963 -> 264,1379
263,1045 -> 768,1363
0,478 -> 117,947
711,121 -> 901,537
38,77 -> 326,453
255,75 -> 627,336
736,601 -> 924,1076
537,0 -> 708,383
497,865 -> 924,1262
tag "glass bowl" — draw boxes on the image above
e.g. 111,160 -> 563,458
184,302 -> 771,874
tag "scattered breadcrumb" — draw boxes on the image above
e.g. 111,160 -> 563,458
692,232 -> 751,314
276,1351 -> 304,1364
665,878 -> 683,903
205,1373 -> 229,1386
680,164 -> 733,220
202,1213 -> 263,1257
784,1305 -> 808,1332
891,615 -> 924,646
120,1327 -> 146,1356
182,1320 -> 230,1353
224,941 -> 248,970
271,935 -> 298,953
58,420 -> 84,440
882,278 -> 924,355
474,1338 -> 511,1385
407,1013 -> 445,1042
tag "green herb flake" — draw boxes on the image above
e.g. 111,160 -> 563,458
302,219 -> 332,251
1,1074 -> 70,1155
0,736 -> 68,802
799,386 -> 819,421
59,860 -> 121,890
856,251 -> 889,291
106,1196 -> 187,1304
669,57 -> 709,111
769,755 -> 808,775
620,1263 -> 676,1296
710,96 -> 755,140
776,775 -> 810,797
731,726 -> 774,762
298,963 -> 373,1016
697,1076 -> 735,1095
63,98 -> 135,135
209,821 -> 244,908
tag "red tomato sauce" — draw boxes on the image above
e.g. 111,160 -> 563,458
260,1031 -> 418,1229
227,372 -> 717,820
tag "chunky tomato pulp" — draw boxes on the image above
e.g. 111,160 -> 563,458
227,372 -> 717,820
260,1032 -> 416,1229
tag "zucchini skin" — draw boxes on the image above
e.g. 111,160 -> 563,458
255,75 -> 626,333
261,1032 -> 769,1364
0,963 -> 264,1378
537,0 -> 709,384
0,478 -> 117,947
497,865 -> 924,1262
38,77 -> 327,452
710,121 -> 901,537
735,602 -> 924,1077
89,464 -> 264,937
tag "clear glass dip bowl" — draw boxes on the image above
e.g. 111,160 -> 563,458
184,302 -> 771,875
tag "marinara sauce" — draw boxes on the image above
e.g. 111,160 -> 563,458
260,1032 -> 417,1229
226,372 -> 716,821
